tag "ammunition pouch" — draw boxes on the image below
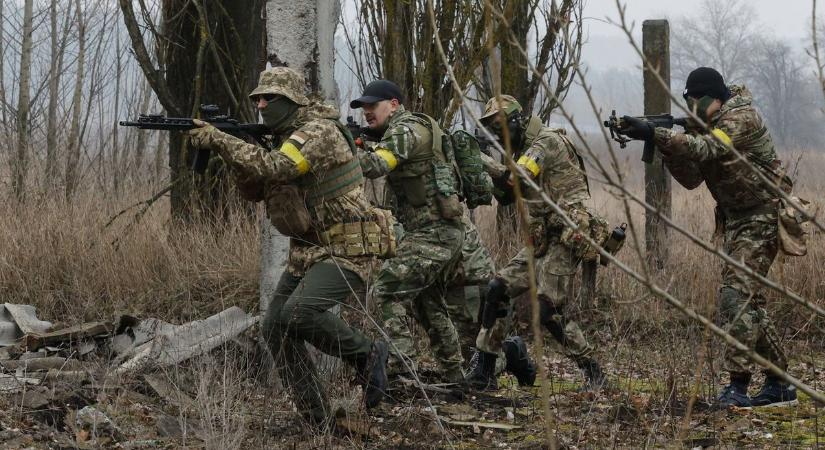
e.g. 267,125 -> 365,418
552,205 -> 609,261
266,185 -> 312,238
778,196 -> 817,257
320,209 -> 397,259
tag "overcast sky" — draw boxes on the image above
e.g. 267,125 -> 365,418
580,0 -> 815,69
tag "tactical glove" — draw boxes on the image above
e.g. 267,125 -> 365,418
619,115 -> 655,141
186,119 -> 221,149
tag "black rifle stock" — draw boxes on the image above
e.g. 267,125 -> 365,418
603,110 -> 689,164
119,105 -> 272,174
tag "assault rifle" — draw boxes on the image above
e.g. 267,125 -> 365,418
345,116 -> 383,144
120,105 -> 272,174
603,110 -> 689,164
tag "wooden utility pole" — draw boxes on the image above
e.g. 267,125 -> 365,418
642,20 -> 672,269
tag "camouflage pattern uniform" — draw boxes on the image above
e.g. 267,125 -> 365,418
360,105 -> 466,382
477,96 -> 599,368
653,85 -> 788,375
188,67 -> 390,423
445,214 -> 496,360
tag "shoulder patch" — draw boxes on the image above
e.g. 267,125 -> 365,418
287,131 -> 310,148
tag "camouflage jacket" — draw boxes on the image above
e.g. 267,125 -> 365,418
189,101 -> 378,279
359,105 -> 459,231
653,85 -> 785,211
514,116 -> 591,222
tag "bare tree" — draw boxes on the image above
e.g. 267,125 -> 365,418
119,0 -> 265,220
64,0 -> 86,200
12,0 -> 35,202
344,0 -> 494,123
671,0 -> 757,85
44,0 -> 73,191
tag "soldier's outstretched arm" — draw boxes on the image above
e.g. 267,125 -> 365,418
652,113 -> 749,163
187,120 -> 311,185
359,124 -> 415,178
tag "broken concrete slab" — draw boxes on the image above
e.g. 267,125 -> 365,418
111,317 -> 178,356
0,304 -> 52,346
23,322 -> 114,351
117,306 -> 257,373
0,373 -> 41,393
4,304 -> 53,335
0,357 -> 83,372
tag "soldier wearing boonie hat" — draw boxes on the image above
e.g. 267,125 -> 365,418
185,67 -> 395,427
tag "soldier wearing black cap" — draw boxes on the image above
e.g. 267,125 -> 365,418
621,67 -> 797,408
352,80 -> 467,384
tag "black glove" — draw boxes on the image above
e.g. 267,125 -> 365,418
491,170 -> 515,206
619,115 -> 655,141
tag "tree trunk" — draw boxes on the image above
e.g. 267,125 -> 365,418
161,0 -> 265,221
13,0 -> 34,203
45,0 -> 69,192
261,0 -> 340,312
64,0 -> 86,201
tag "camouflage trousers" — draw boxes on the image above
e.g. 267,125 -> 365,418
261,261 -> 371,424
446,216 -> 495,360
477,238 -> 594,363
372,221 -> 466,381
718,212 -> 787,375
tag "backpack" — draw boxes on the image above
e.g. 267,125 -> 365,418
416,114 -> 494,209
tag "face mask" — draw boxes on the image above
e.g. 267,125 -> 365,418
260,96 -> 299,132
686,95 -> 716,122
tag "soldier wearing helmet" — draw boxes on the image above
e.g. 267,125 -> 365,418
186,67 -> 396,427
468,95 -> 610,392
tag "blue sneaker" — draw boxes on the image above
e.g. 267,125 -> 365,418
751,378 -> 798,407
716,383 -> 752,408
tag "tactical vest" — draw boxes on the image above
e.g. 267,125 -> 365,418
386,112 -> 463,231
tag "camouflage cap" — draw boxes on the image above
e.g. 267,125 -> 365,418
248,67 -> 310,105
480,95 -> 522,121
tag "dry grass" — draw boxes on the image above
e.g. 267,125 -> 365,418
0,180 -> 262,324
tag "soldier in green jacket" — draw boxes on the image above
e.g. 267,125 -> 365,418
351,80 -> 466,383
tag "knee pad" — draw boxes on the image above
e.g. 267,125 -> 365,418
487,278 -> 508,301
539,299 -> 566,344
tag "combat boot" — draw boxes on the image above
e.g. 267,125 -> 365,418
751,375 -> 798,407
465,350 -> 498,391
503,336 -> 536,387
715,372 -> 752,409
576,358 -> 609,392
356,340 -> 389,408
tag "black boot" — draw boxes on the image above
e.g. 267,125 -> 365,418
503,336 -> 536,387
466,350 -> 498,391
356,340 -> 389,409
716,372 -> 752,408
576,358 -> 609,392
751,375 -> 797,407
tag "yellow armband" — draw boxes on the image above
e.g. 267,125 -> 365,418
516,155 -> 541,177
374,148 -> 398,171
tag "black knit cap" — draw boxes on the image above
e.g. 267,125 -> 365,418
683,67 -> 730,100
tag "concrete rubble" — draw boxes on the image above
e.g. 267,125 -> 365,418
0,303 -> 261,448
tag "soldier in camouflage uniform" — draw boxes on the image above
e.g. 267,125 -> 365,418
468,95 -> 608,392
186,67 -> 393,426
350,80 -> 466,383
620,67 -> 796,408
